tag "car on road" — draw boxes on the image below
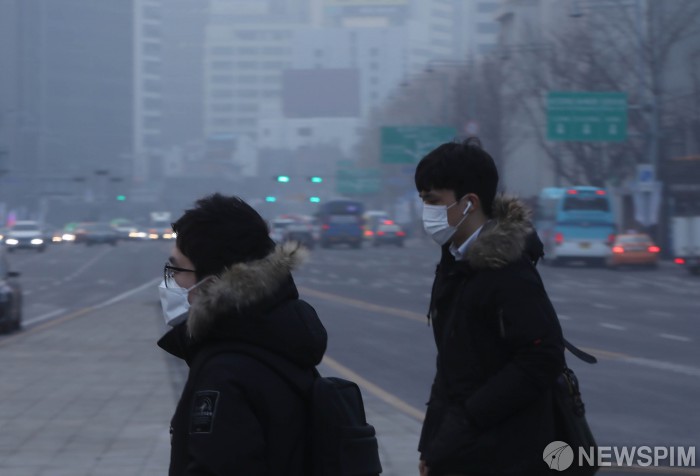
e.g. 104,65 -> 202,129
363,210 -> 391,241
110,219 -> 141,241
75,223 -> 119,246
372,220 -> 406,247
269,216 -> 316,249
607,232 -> 660,269
0,246 -> 22,333
4,220 -> 46,252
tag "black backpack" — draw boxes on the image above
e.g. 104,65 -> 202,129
190,343 -> 382,476
308,373 -> 383,476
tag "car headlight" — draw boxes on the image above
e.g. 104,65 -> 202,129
31,238 -> 44,245
52,236 -> 63,242
5,239 -> 18,245
62,234 -> 76,241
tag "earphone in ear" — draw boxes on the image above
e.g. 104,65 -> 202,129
463,201 -> 473,216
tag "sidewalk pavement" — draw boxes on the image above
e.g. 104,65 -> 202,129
0,288 -> 422,476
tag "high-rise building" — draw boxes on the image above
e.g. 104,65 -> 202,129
462,0 -> 501,57
0,0 -> 135,212
203,0 -> 472,152
291,27 -> 406,117
133,0 -> 164,182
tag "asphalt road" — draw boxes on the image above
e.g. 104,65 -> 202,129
3,237 -> 698,471
291,238 -> 700,450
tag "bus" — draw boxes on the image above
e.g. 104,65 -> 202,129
317,199 -> 364,249
535,186 -> 617,265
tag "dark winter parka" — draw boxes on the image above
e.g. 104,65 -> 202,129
158,243 -> 327,476
419,197 -> 566,476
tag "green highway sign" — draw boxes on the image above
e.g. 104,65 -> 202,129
381,126 -> 457,164
547,92 -> 627,142
336,168 -> 381,196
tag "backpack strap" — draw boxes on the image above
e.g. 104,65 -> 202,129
526,259 -> 598,365
564,338 -> 597,364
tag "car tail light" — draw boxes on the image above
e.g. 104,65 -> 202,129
364,230 -> 374,237
612,246 -> 625,254
554,232 -> 564,245
383,220 -> 394,225
322,224 -> 330,230
377,231 -> 385,236
607,234 -> 616,245
567,189 -> 578,195
648,246 -> 660,253
396,231 -> 406,237
674,258 -> 685,265
595,190 -> 606,195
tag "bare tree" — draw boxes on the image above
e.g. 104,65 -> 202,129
504,0 -> 700,186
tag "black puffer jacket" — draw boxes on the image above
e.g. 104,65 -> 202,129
419,197 -> 566,476
158,243 -> 327,476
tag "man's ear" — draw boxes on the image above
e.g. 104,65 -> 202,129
465,194 -> 481,212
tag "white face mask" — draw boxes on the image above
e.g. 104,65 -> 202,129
158,278 -> 210,327
422,199 -> 472,246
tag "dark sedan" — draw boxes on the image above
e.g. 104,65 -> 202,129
0,247 -> 22,333
75,223 -> 119,246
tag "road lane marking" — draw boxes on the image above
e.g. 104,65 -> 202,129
659,333 -> 692,343
95,278 -> 160,309
322,354 -> 425,422
600,323 -> 626,331
23,309 -> 67,326
624,357 -> 700,377
647,310 -> 673,318
64,247 -> 112,281
298,286 -> 426,323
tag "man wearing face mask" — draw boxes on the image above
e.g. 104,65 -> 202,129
157,193 -> 327,476
415,138 -> 565,476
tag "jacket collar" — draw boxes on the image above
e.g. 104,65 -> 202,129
464,195 -> 535,270
187,242 -> 308,341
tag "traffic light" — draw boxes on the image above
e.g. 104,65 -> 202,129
309,176 -> 323,183
276,175 -> 290,183
265,196 -> 277,203
116,195 -> 126,201
309,196 -> 321,203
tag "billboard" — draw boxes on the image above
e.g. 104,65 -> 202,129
282,69 -> 360,118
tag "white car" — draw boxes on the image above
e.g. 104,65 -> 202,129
5,221 -> 46,252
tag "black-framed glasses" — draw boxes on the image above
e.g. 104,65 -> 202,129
163,262 -> 196,288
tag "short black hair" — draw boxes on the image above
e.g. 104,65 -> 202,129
172,193 -> 275,279
414,137 -> 499,217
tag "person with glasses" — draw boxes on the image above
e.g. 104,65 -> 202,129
157,193 -> 327,476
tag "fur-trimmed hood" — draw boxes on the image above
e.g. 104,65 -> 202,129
187,241 -> 309,340
466,195 -> 541,270
158,242 -> 327,369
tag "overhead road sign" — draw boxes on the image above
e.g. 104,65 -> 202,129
547,92 -> 627,142
381,126 -> 457,164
